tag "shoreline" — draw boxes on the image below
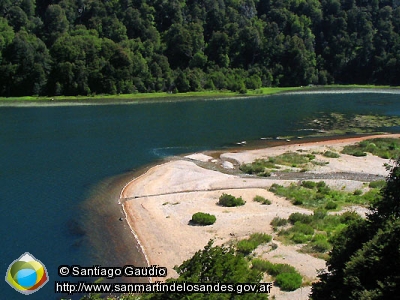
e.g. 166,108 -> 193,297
118,133 -> 400,292
81,171 -> 150,284
119,165 -> 158,283
2,86 -> 400,107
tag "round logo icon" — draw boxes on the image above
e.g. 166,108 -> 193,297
5,252 -> 49,295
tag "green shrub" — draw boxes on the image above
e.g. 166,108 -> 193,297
253,195 -> 272,205
275,152 -> 312,165
269,183 -> 282,193
313,160 -> 329,166
269,178 -> 376,209
191,212 -> 216,225
218,193 -> 245,207
325,201 -> 338,210
292,233 -> 311,243
261,170 -> 272,177
311,239 -> 331,253
289,213 -> 313,224
342,147 -> 367,157
306,154 -> 316,160
239,159 -> 275,176
354,150 -> 368,156
293,199 -> 304,205
353,189 -> 363,196
317,184 -> 331,194
381,152 -> 390,159
292,222 -> 314,235
340,211 -> 362,224
313,208 -> 328,220
237,240 -> 257,255
249,232 -> 272,244
237,233 -> 272,255
342,138 -> 400,159
301,181 -> 317,189
264,263 -> 297,276
368,180 -> 386,189
270,217 -> 288,228
278,228 -> 290,237
323,151 -> 340,158
275,272 -> 302,291
240,162 -> 263,174
251,259 -> 273,272
312,233 -> 327,241
317,181 -> 326,188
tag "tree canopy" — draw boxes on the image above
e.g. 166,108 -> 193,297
143,240 -> 268,300
2,1 -> 399,96
311,158 -> 400,299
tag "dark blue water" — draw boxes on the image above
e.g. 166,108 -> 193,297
1,92 -> 400,299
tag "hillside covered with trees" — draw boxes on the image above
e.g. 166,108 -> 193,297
311,158 -> 400,299
1,0 -> 400,96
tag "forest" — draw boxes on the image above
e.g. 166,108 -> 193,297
1,0 -> 400,96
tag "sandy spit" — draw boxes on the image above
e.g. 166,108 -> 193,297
119,134 -> 400,297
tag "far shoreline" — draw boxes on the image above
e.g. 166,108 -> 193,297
118,132 -> 400,288
1,85 -> 400,107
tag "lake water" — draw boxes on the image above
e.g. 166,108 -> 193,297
1,91 -> 400,299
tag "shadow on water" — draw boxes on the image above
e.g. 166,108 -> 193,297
79,171 -> 150,285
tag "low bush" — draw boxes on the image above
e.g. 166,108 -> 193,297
191,212 -> 216,225
311,239 -> 331,253
269,183 -> 281,193
317,181 -> 326,188
237,233 -> 272,255
301,181 -> 317,189
325,201 -> 338,210
317,184 -> 331,194
353,189 -> 363,196
289,213 -> 313,224
275,152 -> 313,166
369,180 -> 386,189
259,262 -> 297,277
251,259 -> 273,272
253,195 -> 272,205
312,160 -> 329,166
312,233 -> 327,241
276,208 -> 364,255
275,272 -> 302,291
342,146 -> 367,157
292,222 -> 314,235
340,211 -> 362,224
342,138 -> 400,159
269,180 -> 379,209
249,232 -> 272,244
218,193 -> 245,207
239,159 -> 274,176
292,233 -> 311,243
270,217 -> 288,229
313,208 -> 328,220
243,152 -> 316,175
236,240 -> 257,255
323,151 -> 340,158
253,260 -> 303,291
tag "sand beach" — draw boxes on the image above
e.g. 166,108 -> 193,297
119,133 -> 400,299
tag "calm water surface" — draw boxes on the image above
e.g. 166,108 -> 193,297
1,92 -> 400,299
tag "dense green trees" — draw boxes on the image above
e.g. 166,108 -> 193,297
1,0 -> 400,96
144,240 -> 268,299
311,159 -> 400,299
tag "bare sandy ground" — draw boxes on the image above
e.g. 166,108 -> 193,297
120,134 -> 400,299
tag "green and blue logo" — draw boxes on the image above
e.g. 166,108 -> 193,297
5,252 -> 49,295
